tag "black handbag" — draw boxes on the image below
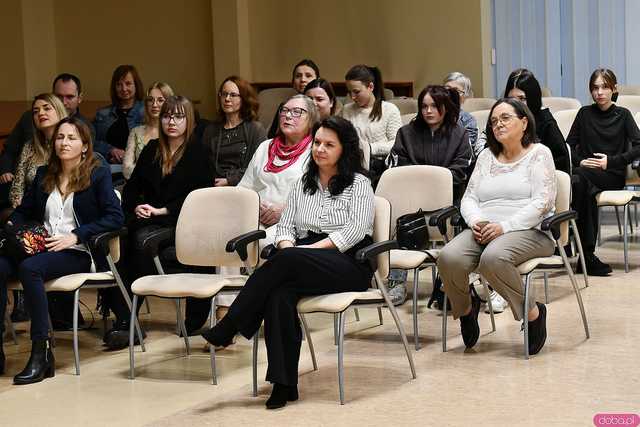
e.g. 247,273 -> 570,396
0,222 -> 50,261
395,209 -> 429,250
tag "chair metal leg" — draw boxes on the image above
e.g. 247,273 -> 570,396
624,204 -> 630,273
209,298 -> 217,385
129,295 -> 138,380
72,289 -> 80,375
481,279 -> 496,332
523,275 -> 531,360
615,206 -> 622,236
558,243 -> 590,339
377,307 -> 384,325
412,268 -> 420,350
635,202 -> 638,227
442,292 -> 448,352
175,299 -> 190,355
144,298 -> 151,314
252,331 -> 259,397
333,314 -> 338,346
543,272 -> 549,304
337,311 -> 346,405
300,314 -> 317,371
570,219 -> 589,288
629,207 -> 634,235
597,207 -> 602,246
353,308 -> 360,322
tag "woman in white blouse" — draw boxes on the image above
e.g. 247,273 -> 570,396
203,116 -> 374,409
437,98 -> 557,355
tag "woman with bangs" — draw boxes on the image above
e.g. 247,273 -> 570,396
567,68 -> 640,276
122,82 -> 174,179
0,116 -> 124,383
102,96 -> 213,350
304,78 -> 339,120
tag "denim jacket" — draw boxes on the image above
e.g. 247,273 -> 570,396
93,100 -> 144,158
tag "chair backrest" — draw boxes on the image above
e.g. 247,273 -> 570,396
552,109 -> 579,139
555,170 -> 571,246
375,165 -> 453,240
542,97 -> 582,113
470,109 -> 490,134
401,113 -> 415,125
616,95 -> 640,115
618,85 -> 640,96
463,97 -> 496,113
257,87 -> 297,128
541,87 -> 553,97
383,88 -> 395,100
373,196 -> 392,280
175,187 -> 260,267
388,97 -> 417,115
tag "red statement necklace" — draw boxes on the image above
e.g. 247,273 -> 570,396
263,135 -> 312,173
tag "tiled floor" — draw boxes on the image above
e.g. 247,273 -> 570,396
1,218 -> 639,426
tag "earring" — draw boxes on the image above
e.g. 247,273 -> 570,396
82,150 -> 87,159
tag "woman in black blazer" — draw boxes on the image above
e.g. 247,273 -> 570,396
0,116 -> 124,384
102,96 -> 213,350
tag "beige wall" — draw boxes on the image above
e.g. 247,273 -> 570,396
247,0 -> 488,97
0,2 -> 27,100
53,0 -> 216,117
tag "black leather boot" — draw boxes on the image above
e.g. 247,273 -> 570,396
10,290 -> 29,322
13,339 -> 55,385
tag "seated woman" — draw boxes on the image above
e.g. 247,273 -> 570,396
202,116 -> 374,409
93,65 -> 145,163
122,82 -> 174,179
304,78 -> 339,120
341,64 -> 402,186
102,96 -> 213,350
239,94 -> 319,241
0,116 -> 124,382
9,94 -> 68,209
504,68 -> 570,174
437,98 -> 557,355
567,68 -> 640,275
443,72 -> 479,155
267,59 -> 320,138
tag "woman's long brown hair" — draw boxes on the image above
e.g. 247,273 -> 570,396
43,117 -> 100,194
156,96 -> 195,176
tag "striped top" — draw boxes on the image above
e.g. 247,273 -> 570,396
274,173 -> 375,252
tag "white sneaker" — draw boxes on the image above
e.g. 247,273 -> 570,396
484,290 -> 509,314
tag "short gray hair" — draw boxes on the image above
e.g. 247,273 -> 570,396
443,72 -> 474,98
284,94 -> 319,133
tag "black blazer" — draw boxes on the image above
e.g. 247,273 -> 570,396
10,165 -> 125,271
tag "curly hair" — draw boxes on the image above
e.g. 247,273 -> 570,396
302,116 -> 367,196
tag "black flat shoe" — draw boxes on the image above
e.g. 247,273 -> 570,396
528,302 -> 547,355
577,254 -> 612,276
460,293 -> 481,348
265,383 -> 298,409
104,323 -> 146,351
201,316 -> 237,349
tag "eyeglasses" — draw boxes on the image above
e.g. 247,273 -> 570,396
279,107 -> 307,118
146,96 -> 165,105
489,113 -> 519,128
219,91 -> 241,99
161,113 -> 186,124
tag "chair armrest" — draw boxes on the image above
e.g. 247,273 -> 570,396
451,214 -> 467,228
226,229 -> 266,261
428,205 -> 458,236
141,227 -> 175,258
355,239 -> 399,262
260,244 -> 278,260
540,210 -> 577,240
89,227 -> 128,256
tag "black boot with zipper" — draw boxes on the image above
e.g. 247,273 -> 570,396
13,339 -> 55,385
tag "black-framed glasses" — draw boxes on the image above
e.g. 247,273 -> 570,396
279,107 -> 308,118
161,113 -> 186,124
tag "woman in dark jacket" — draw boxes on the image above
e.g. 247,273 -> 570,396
0,116 -> 124,383
103,96 -> 213,349
503,68 -> 571,174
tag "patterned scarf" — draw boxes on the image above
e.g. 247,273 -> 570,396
263,134 -> 312,173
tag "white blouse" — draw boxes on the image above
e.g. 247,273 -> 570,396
238,138 -> 311,205
460,143 -> 557,234
341,101 -> 402,158
274,174 -> 374,252
44,188 -> 88,252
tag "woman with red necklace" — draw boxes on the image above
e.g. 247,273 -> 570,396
239,94 -> 319,241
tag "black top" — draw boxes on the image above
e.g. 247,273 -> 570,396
535,108 -> 571,174
201,120 -> 267,185
122,138 -> 213,226
566,104 -> 640,176
106,108 -> 131,150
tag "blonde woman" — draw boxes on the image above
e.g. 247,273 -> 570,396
122,82 -> 174,179
9,94 -> 68,208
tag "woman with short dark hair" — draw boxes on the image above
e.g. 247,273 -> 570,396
202,116 -> 374,409
438,98 -> 557,355
304,78 -> 339,119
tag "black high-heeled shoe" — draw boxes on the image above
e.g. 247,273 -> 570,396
13,339 -> 55,385
265,383 -> 299,409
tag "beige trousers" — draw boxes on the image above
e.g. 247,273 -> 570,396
437,229 -> 555,321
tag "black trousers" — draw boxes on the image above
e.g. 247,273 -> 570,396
227,246 -> 373,386
571,167 -> 625,253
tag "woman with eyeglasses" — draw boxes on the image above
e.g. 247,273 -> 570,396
239,94 -> 319,240
444,72 -> 479,156
567,68 -> 640,276
438,98 -> 557,355
503,68 -> 570,174
101,96 -> 213,350
122,82 -> 174,180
